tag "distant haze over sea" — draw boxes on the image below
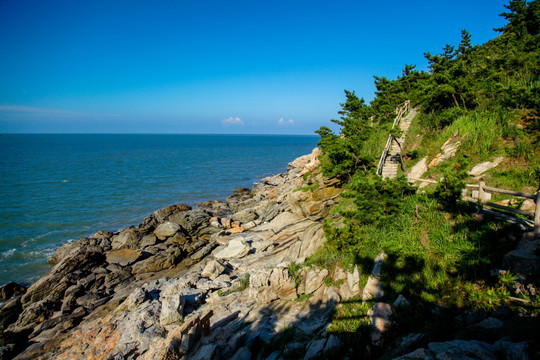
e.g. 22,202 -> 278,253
0,134 -> 318,286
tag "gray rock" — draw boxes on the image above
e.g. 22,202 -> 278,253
475,317 -> 504,330
169,209 -> 211,236
214,239 -> 251,260
106,248 -> 143,266
324,334 -> 342,353
232,209 -> 259,223
503,238 -> 540,280
159,293 -> 185,327
231,346 -> 251,360
190,242 -> 217,261
305,268 -> 328,294
368,302 -> 393,346
393,294 -> 410,308
428,340 -> 497,360
0,297 -> 22,332
131,246 -> 183,274
494,338 -> 529,360
139,234 -> 158,248
304,338 -> 326,360
362,276 -> 384,301
154,222 -> 181,240
201,260 -> 226,280
111,228 -> 141,249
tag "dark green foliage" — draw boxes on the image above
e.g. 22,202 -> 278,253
316,90 -> 376,178
434,156 -> 469,209
342,174 -> 416,225
325,174 -> 416,252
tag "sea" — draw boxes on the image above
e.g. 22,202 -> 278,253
0,134 -> 319,287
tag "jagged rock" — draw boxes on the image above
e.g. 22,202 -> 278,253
372,252 -> 387,278
347,265 -> 361,293
503,236 -> 540,280
201,260 -> 226,280
22,246 -> 105,305
269,267 -> 297,299
140,234 -> 158,248
393,294 -> 410,308
154,222 -> 181,240
0,282 -> 26,301
131,247 -> 183,274
160,293 -> 185,327
232,209 -> 258,223
106,249 -> 143,266
169,209 -> 211,236
214,239 -> 251,260
474,317 -> 504,331
428,339 -> 497,360
494,338 -> 529,360
166,232 -> 189,246
304,338 -> 326,360
324,334 -> 342,353
111,227 -> 141,249
368,302 -> 393,346
305,268 -> 328,294
362,276 -> 384,301
325,286 -> 341,304
48,236 -> 111,265
148,204 -> 192,224
0,297 -> 22,331
231,346 -> 251,360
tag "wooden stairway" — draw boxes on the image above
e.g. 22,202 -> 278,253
377,101 -> 417,179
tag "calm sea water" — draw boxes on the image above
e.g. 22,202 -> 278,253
0,134 -> 318,286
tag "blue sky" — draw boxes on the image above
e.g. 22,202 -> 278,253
0,0 -> 508,134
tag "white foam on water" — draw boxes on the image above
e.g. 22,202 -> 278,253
0,248 -> 16,259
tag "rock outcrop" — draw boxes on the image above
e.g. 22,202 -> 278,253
0,148 -> 346,360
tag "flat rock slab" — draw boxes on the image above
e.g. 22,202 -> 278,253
106,249 -> 143,267
214,239 -> 251,260
469,157 -> 504,176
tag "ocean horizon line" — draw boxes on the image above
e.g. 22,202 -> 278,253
0,132 -> 319,137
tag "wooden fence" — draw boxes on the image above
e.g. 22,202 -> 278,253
409,177 -> 540,237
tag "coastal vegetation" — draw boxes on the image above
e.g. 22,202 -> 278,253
310,0 -> 540,356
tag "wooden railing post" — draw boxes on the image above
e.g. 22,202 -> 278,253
534,189 -> 540,239
477,179 -> 485,213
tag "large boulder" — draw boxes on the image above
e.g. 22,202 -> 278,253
106,249 -> 143,267
153,222 -> 181,240
131,247 -> 184,274
169,209 -> 211,237
503,234 -> 540,280
214,239 -> 251,260
0,282 -> 26,301
111,227 -> 142,250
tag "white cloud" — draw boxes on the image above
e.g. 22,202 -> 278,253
278,117 -> 295,126
222,116 -> 244,126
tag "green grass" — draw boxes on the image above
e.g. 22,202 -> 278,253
307,185 -> 534,354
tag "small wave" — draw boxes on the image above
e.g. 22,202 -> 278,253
0,248 -> 16,259
61,180 -> 70,183
21,230 -> 61,246
28,247 -> 56,259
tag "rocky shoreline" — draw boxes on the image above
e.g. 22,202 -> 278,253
1,148 -> 537,360
0,148 -> 350,360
